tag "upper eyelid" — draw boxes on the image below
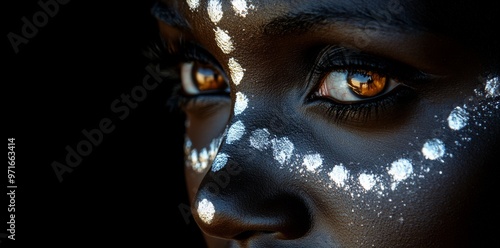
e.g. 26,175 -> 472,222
175,42 -> 230,79
173,42 -> 218,65
311,46 -> 431,84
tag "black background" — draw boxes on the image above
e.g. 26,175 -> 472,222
4,0 -> 206,247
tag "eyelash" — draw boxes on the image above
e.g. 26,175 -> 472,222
307,46 -> 426,122
145,38 -> 230,110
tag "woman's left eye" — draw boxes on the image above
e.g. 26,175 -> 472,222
180,61 -> 230,95
315,69 -> 401,103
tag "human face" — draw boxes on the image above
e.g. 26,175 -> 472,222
154,0 -> 500,247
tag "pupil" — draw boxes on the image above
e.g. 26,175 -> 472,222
347,72 -> 386,97
193,63 -> 225,91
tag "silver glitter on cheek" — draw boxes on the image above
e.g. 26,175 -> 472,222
422,139 -> 446,161
329,164 -> 349,187
302,154 -> 323,172
226,120 -> 246,144
485,77 -> 500,98
197,198 -> 215,224
211,153 -> 229,172
447,106 -> 469,131
271,137 -> 294,166
359,173 -> 377,191
184,136 -> 223,173
388,159 -> 413,190
234,92 -> 248,115
198,148 -> 209,171
249,128 -> 270,151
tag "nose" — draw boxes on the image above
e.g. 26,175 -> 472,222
191,138 -> 312,241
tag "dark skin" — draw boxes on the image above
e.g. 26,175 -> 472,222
154,0 -> 500,247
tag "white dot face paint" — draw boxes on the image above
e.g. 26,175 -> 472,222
184,136 -> 223,173
422,139 -> 446,160
207,0 -> 223,24
186,0 -> 200,11
228,58 -> 245,85
329,164 -> 349,187
249,128 -> 270,151
271,137 -> 294,166
197,198 -> 215,224
198,148 -> 209,171
485,77 -> 500,98
211,153 -> 229,172
234,92 -> 248,115
359,173 -> 377,191
231,0 -> 254,17
447,106 -> 469,130
226,120 -> 246,144
214,27 -> 234,54
388,159 -> 413,190
302,154 -> 323,172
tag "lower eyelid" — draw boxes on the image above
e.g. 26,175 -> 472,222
180,94 -> 231,116
307,85 -> 416,125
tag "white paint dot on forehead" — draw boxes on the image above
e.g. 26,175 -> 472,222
186,0 -> 200,11
228,58 -> 245,85
231,0 -> 252,17
214,27 -> 234,54
249,128 -> 270,151
207,0 -> 223,24
211,153 -> 228,172
447,106 -> 469,131
197,198 -> 215,224
271,137 -> 294,166
485,77 -> 500,98
302,154 -> 323,172
234,92 -> 248,115
359,173 -> 377,191
329,164 -> 349,187
388,158 -> 413,182
422,139 -> 446,160
226,120 -> 246,144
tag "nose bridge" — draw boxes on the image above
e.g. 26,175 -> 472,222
213,97 -> 294,174
190,100 -> 312,240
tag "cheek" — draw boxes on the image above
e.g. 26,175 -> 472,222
314,76 -> 500,228
182,103 -> 231,200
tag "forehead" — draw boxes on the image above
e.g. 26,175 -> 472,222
156,0 -> 491,79
155,0 -> 490,52
162,0 -> 417,30
159,0 -> 483,29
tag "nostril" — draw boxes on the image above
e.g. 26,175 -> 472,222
192,186 -> 312,241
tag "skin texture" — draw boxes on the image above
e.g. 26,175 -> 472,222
154,0 -> 500,247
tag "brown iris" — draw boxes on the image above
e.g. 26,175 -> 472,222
192,62 -> 226,91
347,71 -> 387,97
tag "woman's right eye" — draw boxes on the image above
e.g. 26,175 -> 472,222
180,61 -> 230,96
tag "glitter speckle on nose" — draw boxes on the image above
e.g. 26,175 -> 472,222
197,199 -> 215,224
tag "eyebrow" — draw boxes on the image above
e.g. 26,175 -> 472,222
263,6 -> 421,36
151,1 -> 189,29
